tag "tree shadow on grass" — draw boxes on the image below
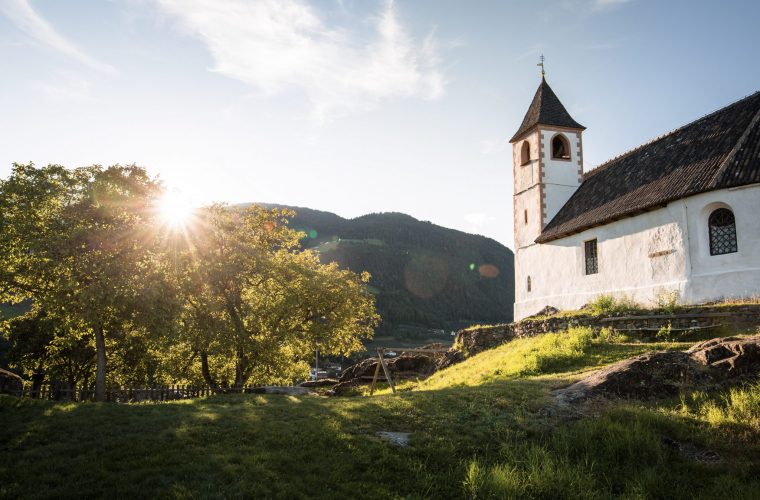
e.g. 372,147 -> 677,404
0,378 -> 551,499
3,368 -> 758,499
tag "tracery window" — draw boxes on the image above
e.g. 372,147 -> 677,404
709,208 -> 738,256
527,276 -> 532,293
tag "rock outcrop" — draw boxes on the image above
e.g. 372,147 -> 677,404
0,368 -> 23,395
556,336 -> 760,403
299,378 -> 340,388
333,344 -> 449,394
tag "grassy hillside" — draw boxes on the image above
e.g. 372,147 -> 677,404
259,204 -> 515,340
3,329 -> 759,498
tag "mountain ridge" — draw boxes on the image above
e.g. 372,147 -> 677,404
254,203 -> 515,340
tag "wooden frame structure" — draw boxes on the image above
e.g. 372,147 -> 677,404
368,347 -> 450,396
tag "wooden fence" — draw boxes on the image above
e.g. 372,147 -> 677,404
5,383 -> 258,403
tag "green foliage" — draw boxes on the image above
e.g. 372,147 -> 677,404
596,326 -> 620,343
0,163 -> 175,399
1,308 -> 95,387
656,321 -> 679,342
169,204 -> 379,388
0,165 -> 379,395
654,288 -> 681,313
587,293 -> 640,316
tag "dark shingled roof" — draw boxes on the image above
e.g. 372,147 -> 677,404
537,91 -> 760,243
510,77 -> 585,142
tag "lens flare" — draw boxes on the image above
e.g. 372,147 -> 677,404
404,254 -> 448,299
478,264 -> 500,279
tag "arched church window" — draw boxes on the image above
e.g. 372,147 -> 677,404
551,135 -> 571,160
709,208 -> 738,255
520,141 -> 531,165
527,276 -> 532,293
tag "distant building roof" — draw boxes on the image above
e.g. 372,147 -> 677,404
510,77 -> 585,142
537,91 -> 760,243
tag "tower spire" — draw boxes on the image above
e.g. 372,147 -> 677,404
537,54 -> 545,77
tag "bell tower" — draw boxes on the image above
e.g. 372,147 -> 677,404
510,74 -> 585,251
510,67 -> 585,319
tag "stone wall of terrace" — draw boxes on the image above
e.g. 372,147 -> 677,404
456,304 -> 760,357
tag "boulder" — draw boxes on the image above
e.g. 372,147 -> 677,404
556,336 -> 760,403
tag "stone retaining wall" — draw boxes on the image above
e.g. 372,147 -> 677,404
456,304 -> 760,357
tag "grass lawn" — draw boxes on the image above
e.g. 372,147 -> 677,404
2,329 -> 759,499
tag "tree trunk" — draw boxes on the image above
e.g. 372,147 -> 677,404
224,300 -> 251,389
31,367 -> 45,399
234,347 -> 248,388
200,351 -> 218,389
94,325 -> 107,402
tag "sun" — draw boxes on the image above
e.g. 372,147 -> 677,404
157,189 -> 195,229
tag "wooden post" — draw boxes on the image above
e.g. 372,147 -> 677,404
369,349 -> 384,396
378,351 -> 396,394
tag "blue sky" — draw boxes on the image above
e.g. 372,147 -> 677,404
1,0 -> 759,249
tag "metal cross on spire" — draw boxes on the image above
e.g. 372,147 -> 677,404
537,54 -> 545,77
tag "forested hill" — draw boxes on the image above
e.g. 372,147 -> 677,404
258,204 -> 515,336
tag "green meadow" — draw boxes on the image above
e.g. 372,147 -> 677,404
2,328 -> 759,499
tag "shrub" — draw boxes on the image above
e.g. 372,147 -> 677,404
655,321 -> 677,342
653,288 -> 681,313
587,294 -> 639,316
596,326 -> 620,343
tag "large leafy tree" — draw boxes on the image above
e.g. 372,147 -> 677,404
0,163 -> 174,400
1,163 -> 379,396
173,205 -> 379,388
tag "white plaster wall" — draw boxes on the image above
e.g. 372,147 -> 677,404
514,204 -> 689,320
681,184 -> 760,303
540,130 -> 582,222
513,186 -> 542,249
544,185 -> 578,224
513,133 -> 540,193
513,184 -> 760,320
512,131 -> 542,249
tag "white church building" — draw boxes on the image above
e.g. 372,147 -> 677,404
511,77 -> 760,320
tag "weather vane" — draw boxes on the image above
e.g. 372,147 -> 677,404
537,54 -> 545,77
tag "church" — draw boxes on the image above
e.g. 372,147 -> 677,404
511,76 -> 760,320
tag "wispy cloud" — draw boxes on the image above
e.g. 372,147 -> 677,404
31,71 -> 94,101
0,0 -> 115,73
152,0 -> 445,120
